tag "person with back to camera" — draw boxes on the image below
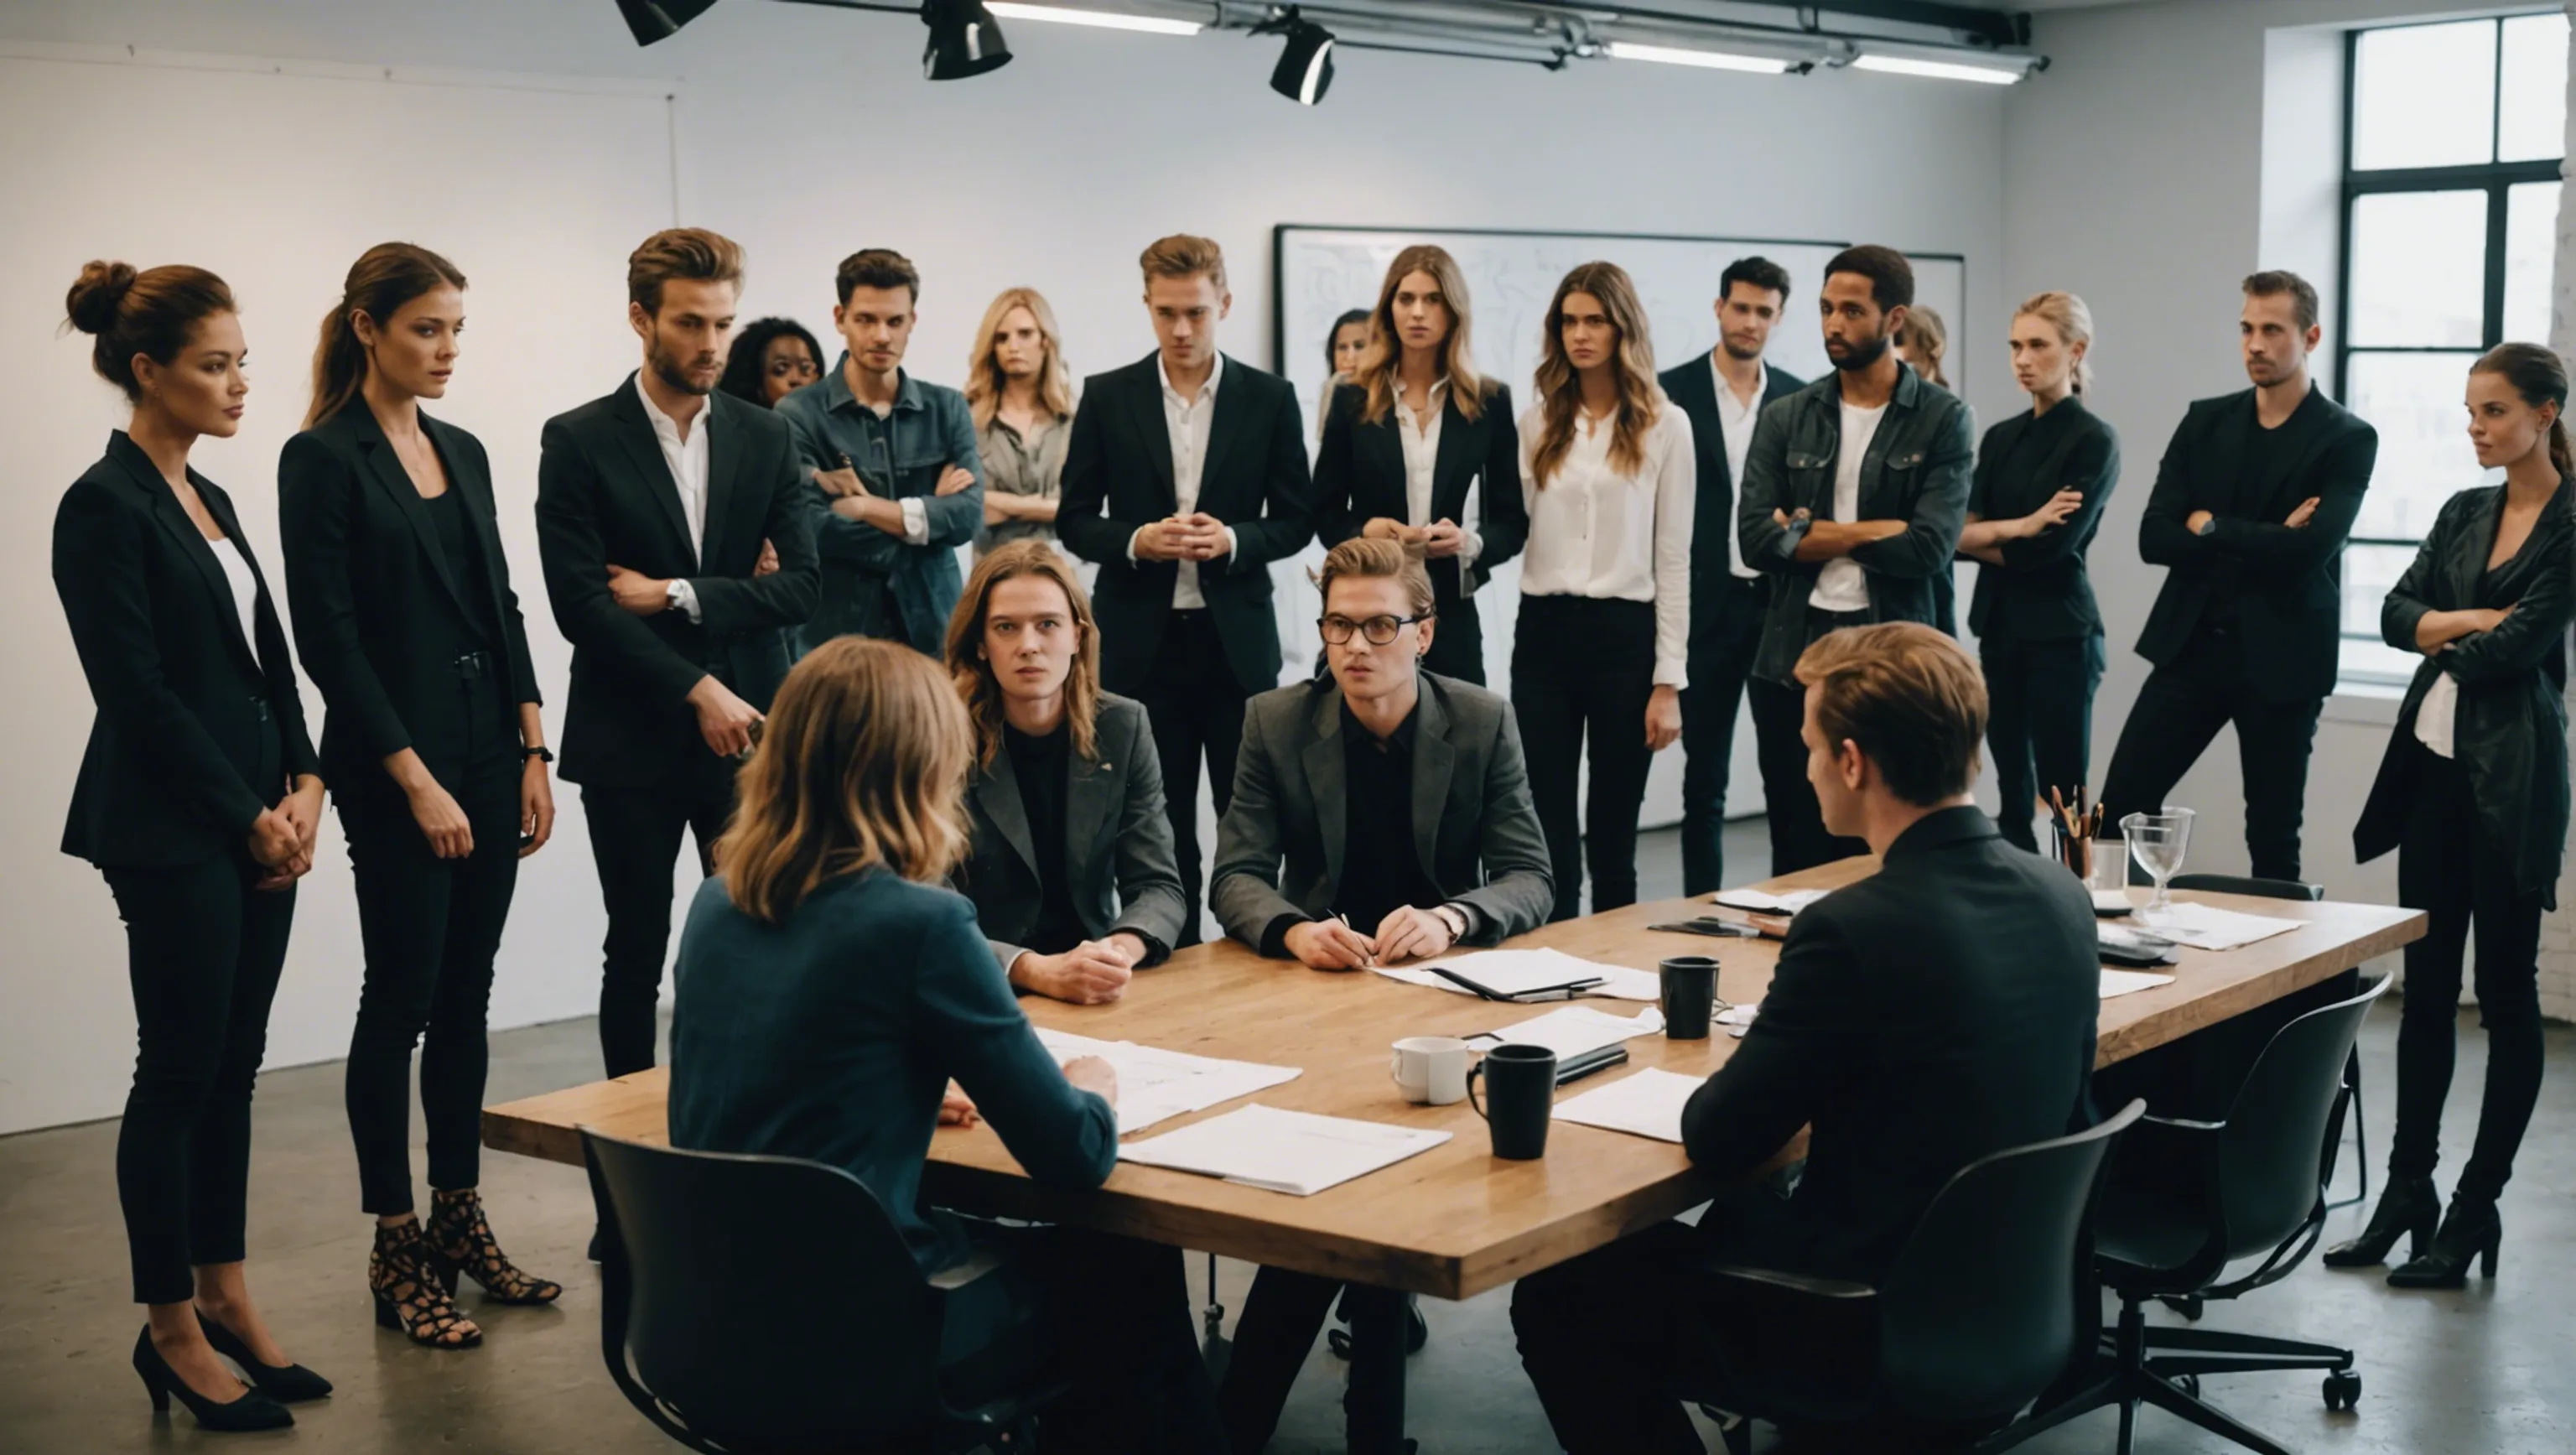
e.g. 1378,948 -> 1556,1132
55,260 -> 329,1430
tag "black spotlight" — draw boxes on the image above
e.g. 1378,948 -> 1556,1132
923,0 -> 1012,81
1267,13 -> 1335,105
615,0 -> 723,46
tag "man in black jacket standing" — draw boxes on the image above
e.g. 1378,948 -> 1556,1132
1057,234 -> 1315,944
536,227 -> 819,1078
2098,271 -> 2377,881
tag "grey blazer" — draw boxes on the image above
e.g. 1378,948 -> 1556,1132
955,692 -> 1188,972
1211,673 -> 1555,951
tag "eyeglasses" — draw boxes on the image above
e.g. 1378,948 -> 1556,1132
1318,611 -> 1434,646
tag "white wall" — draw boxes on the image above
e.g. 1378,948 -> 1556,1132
0,0 -> 2008,1133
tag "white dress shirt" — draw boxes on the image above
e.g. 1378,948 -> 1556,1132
1393,378 -> 1481,567
1132,351 -> 1238,609
1810,399 -> 1887,614
1711,356 -> 1768,579
211,535 -> 261,654
636,373 -> 709,622
1516,401 -> 1696,688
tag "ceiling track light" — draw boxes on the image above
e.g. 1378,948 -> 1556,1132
1849,52 -> 2033,86
615,0 -> 724,45
1604,39 -> 1798,75
1258,9 -> 1337,105
988,2 -> 1202,36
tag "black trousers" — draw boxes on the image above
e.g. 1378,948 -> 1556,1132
1133,610 -> 1250,948
103,853 -> 297,1305
1748,674 -> 1868,877
1982,633 -> 2106,854
1680,575 -> 1768,895
582,756 -> 738,1078
1213,1266 -> 1362,1452
1514,595 -> 1658,922
2097,625 -> 2324,881
1421,589 -> 1485,685
2391,746 -> 2547,1202
938,1226 -> 1223,1454
340,756 -> 523,1215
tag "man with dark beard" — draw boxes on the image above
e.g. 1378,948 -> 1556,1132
1737,246 -> 1974,873
535,227 -> 819,1081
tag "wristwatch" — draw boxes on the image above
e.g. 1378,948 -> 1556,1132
522,746 -> 555,764
2194,515 -> 2219,537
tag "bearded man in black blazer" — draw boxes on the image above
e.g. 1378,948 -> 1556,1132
534,228 -> 819,1078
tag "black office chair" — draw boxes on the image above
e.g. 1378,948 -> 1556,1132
1680,1100 -> 2148,1454
2009,974 -> 2391,1455
582,1130 -> 1071,1454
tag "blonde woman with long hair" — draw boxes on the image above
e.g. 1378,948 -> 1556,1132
943,542 -> 1187,1001
1313,245 -> 1528,683
963,286 -> 1075,556
1514,261 -> 1694,921
667,637 -> 1223,1451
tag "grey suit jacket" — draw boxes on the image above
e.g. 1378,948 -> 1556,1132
955,693 -> 1188,972
1211,673 -> 1555,952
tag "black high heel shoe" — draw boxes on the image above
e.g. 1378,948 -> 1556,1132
371,1219 -> 482,1349
2388,1193 -> 2502,1289
428,1188 -> 563,1306
132,1326 -> 293,1431
2322,1174 -> 2439,1267
196,1309 -> 333,1403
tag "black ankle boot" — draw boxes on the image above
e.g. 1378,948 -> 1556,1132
2387,1193 -> 2501,1289
428,1188 -> 563,1306
2322,1174 -> 2439,1268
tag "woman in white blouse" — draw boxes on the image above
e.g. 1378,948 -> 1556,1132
1513,261 -> 1693,922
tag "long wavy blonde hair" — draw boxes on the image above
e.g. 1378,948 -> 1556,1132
718,638 -> 973,922
963,286 -> 1073,430
1530,261 -> 1661,487
1354,244 -> 1490,427
943,542 -> 1104,770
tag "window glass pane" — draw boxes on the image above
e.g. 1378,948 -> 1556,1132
2352,19 -> 2498,169
2504,180 -> 2561,345
2347,190 -> 2489,346
2342,544 -> 2422,637
2344,351 -> 2496,542
2499,12 -> 2570,163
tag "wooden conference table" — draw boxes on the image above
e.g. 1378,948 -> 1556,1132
486,858 -> 2424,1454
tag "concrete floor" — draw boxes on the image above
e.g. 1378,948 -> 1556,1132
5,822 -> 2573,1454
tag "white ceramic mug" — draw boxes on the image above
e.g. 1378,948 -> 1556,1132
1389,1036 -> 1472,1106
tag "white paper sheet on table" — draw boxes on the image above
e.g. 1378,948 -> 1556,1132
1711,887 -> 1828,916
2145,902 -> 2304,952
1032,1028 -> 1300,1135
1115,1104 -> 1450,1195
1552,1067 -> 1705,1144
1477,1005 -> 1665,1057
2100,969 -> 2176,999
1374,947 -> 1661,1000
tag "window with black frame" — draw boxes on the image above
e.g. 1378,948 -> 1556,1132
2338,11 -> 2566,684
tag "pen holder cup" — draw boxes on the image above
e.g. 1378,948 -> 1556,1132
1659,956 -> 1719,1040
1467,1044 -> 1557,1160
2084,834 -> 2128,894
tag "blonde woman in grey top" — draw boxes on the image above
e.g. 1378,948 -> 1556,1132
966,287 -> 1076,556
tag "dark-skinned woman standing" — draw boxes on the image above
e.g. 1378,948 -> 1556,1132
278,243 -> 562,1349
56,261 -> 328,1430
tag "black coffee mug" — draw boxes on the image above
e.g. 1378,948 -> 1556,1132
1659,955 -> 1719,1040
1468,1043 -> 1557,1160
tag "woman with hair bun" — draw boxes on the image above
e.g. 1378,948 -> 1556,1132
277,242 -> 559,1350
55,260 -> 327,1430
2334,341 -> 2576,1289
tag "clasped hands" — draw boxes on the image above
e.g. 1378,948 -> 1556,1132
246,776 -> 325,891
1361,516 -> 1468,559
1134,512 -> 1233,563
1284,906 -> 1457,971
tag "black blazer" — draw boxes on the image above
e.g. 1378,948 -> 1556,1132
2135,387 -> 2378,703
1658,356 -> 1804,676
55,432 -> 320,867
1680,808 -> 2100,1283
534,377 -> 820,788
2355,481 -> 2574,905
1056,352 -> 1317,695
278,406 -> 541,798
1965,397 -> 2122,642
1314,377 -> 1527,602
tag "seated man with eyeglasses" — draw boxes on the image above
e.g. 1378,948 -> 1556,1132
1206,535 -> 1555,1451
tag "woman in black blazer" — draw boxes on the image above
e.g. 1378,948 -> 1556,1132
2332,344 -> 2575,1289
55,262 -> 326,1431
1955,293 -> 2119,850
278,245 -> 558,1349
1315,245 -> 1526,684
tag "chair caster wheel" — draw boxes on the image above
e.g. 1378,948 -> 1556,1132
2324,1369 -> 2362,1411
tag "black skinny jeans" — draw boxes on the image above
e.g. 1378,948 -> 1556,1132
2097,624 -> 2323,881
1982,633 -> 2106,853
2392,746 -> 2547,1202
105,854 -> 297,1305
583,756 -> 738,1078
1514,595 -> 1657,922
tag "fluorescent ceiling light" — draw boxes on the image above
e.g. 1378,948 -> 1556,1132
1852,53 -> 2025,85
1606,40 -> 1792,75
985,3 -> 1201,35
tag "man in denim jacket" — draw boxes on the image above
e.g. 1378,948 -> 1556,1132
1737,245 -> 1974,873
775,248 -> 983,657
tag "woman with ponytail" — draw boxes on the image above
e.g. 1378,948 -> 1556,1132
55,262 -> 326,1430
275,242 -> 558,1350
2336,342 -> 2575,1290
1955,292 -> 2120,852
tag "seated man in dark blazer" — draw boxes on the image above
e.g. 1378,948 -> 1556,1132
944,542 -> 1188,1003
1208,537 -> 1554,1451
1512,622 -> 2101,1455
